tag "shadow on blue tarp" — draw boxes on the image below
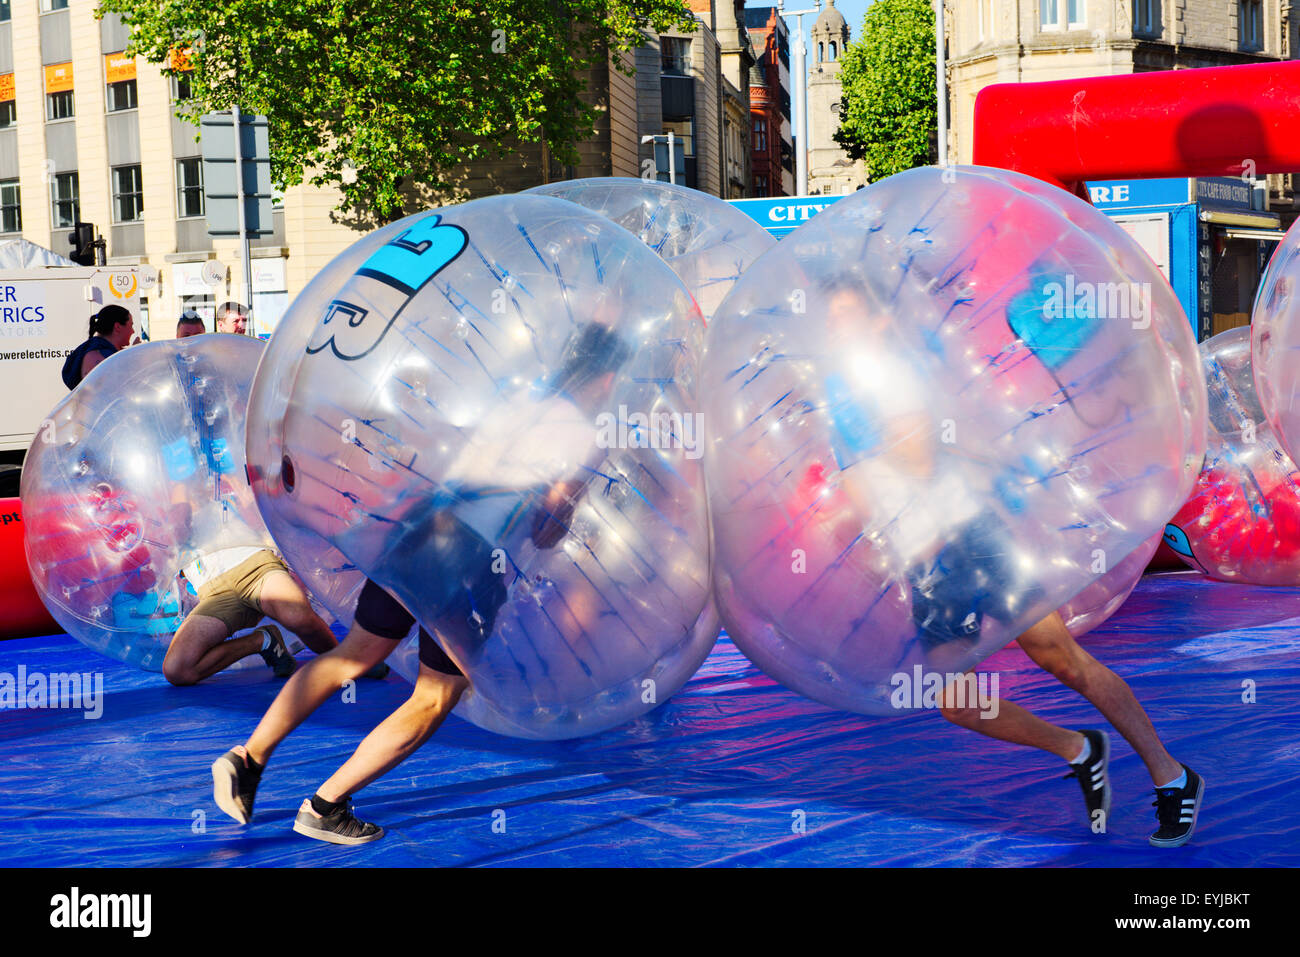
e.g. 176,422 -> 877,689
1,570 -> 1297,867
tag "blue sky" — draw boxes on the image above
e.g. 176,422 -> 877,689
743,0 -> 876,51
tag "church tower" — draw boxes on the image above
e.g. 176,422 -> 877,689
807,0 -> 866,194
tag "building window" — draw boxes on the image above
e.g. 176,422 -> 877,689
755,174 -> 768,198
107,79 -> 138,112
112,165 -> 143,222
1133,0 -> 1161,37
663,118 -> 694,157
661,36 -> 691,76
817,42 -> 824,62
171,72 -> 192,101
0,179 -> 19,233
753,117 -> 767,152
0,2 -> 10,23
1239,1 -> 1263,51
40,0 -> 69,11
51,171 -> 79,228
46,90 -> 73,120
0,100 -> 14,128
177,158 -> 204,218
1042,0 -> 1085,30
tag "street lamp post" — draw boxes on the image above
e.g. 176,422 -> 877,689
778,0 -> 821,197
641,132 -> 680,185
231,103 -> 255,326
936,0 -> 948,168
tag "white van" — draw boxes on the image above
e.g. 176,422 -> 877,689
0,262 -> 153,493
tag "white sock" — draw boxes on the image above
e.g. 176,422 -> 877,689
1156,769 -> 1187,790
1070,736 -> 1091,765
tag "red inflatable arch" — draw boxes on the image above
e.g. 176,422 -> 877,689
974,60 -> 1300,198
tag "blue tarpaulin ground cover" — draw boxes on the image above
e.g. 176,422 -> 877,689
1,570 -> 1296,867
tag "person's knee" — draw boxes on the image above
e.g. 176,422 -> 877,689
261,597 -> 314,634
939,702 -> 982,725
162,659 -> 199,687
1034,648 -> 1091,689
412,672 -> 469,712
331,633 -> 394,678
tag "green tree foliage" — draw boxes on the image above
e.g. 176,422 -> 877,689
98,0 -> 695,220
834,0 -> 937,181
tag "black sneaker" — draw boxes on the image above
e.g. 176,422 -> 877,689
211,746 -> 263,825
1062,729 -> 1111,827
292,798 -> 384,846
257,624 -> 297,678
1150,764 -> 1204,847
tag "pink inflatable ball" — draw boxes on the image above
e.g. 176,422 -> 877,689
1165,326 -> 1300,585
701,165 -> 1206,715
1058,532 -> 1162,638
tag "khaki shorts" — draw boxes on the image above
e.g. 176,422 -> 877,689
191,549 -> 288,634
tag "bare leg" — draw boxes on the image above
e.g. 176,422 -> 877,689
941,613 -> 1181,784
939,676 -> 1085,762
163,614 -> 263,686
1016,612 -> 1182,785
243,624 -> 394,765
256,570 -> 338,654
316,664 -> 469,802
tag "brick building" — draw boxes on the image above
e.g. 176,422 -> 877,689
744,6 -> 795,197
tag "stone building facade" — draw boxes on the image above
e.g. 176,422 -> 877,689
806,1 -> 867,195
947,0 -> 1298,209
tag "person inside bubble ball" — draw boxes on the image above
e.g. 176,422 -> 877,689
163,543 -> 343,685
211,321 -> 630,845
821,274 -> 1203,848
821,277 -> 1024,656
160,440 -> 388,686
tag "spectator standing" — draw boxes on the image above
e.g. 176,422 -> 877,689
176,310 -> 206,337
61,305 -> 134,390
215,302 -> 252,336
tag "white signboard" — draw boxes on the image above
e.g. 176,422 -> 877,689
0,267 -> 143,453
0,281 -> 50,340
172,261 -> 210,297
252,257 -> 285,292
252,258 -> 288,338
1111,213 -> 1172,282
202,260 -> 226,286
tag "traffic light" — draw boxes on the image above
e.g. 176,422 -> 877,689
69,222 -> 97,266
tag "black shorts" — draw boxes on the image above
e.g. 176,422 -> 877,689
354,579 -> 465,677
907,513 -> 1044,651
